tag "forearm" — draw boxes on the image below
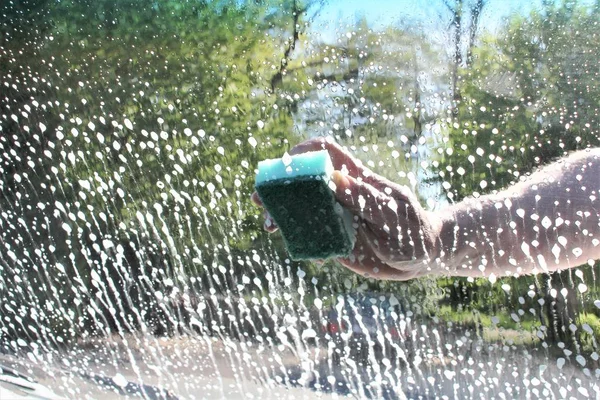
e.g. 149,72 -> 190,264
434,149 -> 600,278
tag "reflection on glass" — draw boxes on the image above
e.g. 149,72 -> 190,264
0,0 -> 598,398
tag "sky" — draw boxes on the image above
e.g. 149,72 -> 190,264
308,0 -> 560,41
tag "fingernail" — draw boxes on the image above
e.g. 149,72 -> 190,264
331,171 -> 348,189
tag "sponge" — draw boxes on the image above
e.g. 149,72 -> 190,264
255,150 -> 356,260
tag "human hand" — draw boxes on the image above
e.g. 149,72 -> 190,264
252,137 -> 441,280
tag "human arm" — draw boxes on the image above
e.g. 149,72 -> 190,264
438,147 -> 600,278
253,138 -> 600,280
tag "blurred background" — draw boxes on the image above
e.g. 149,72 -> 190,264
1,0 -> 599,398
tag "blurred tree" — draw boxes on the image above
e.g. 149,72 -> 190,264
0,0 -> 327,344
438,0 -> 488,100
279,19 -> 446,181
434,0 -> 600,346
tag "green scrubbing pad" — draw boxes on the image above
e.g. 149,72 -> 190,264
255,150 -> 356,260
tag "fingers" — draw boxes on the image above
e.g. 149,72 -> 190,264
251,191 -> 263,206
339,257 -> 418,281
263,211 -> 278,232
251,191 -> 278,232
289,137 -> 366,177
338,228 -> 419,281
331,171 -> 405,225
331,170 -> 427,263
290,137 -> 410,197
331,171 -> 379,215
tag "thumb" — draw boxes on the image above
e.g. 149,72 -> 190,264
331,170 -> 383,217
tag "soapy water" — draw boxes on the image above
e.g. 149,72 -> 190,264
1,0 -> 600,398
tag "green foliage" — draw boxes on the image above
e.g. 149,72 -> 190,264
1,0 -> 598,353
436,3 -> 600,201
0,0 -> 322,345
578,313 -> 600,352
432,1 -> 600,350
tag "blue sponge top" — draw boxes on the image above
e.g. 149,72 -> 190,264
256,150 -> 334,185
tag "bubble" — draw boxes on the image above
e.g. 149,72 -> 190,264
521,242 -> 530,257
281,152 -> 292,167
61,223 -> 72,234
558,236 -> 567,247
113,373 -> 128,388
578,387 -> 589,398
79,180 -> 91,190
541,216 -> 552,229
300,328 -> 317,340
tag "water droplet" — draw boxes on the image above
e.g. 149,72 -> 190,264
558,236 -> 567,247
578,387 -> 589,398
521,242 -> 530,257
62,223 -> 72,234
555,217 -> 564,226
541,216 -> 552,229
113,373 -> 128,388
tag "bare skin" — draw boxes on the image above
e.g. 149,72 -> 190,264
252,137 -> 600,281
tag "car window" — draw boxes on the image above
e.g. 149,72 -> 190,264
1,0 -> 598,398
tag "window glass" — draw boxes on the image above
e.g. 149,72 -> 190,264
1,0 -> 598,398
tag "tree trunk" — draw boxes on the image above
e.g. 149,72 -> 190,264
541,271 -> 580,345
443,0 -> 463,101
270,0 -> 302,91
466,0 -> 485,67
412,51 -> 422,137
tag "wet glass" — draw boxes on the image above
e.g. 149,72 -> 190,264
1,0 -> 599,398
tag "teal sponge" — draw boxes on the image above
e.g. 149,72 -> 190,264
255,150 -> 356,260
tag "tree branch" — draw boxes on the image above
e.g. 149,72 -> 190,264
270,0 -> 301,91
466,0 -> 486,67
